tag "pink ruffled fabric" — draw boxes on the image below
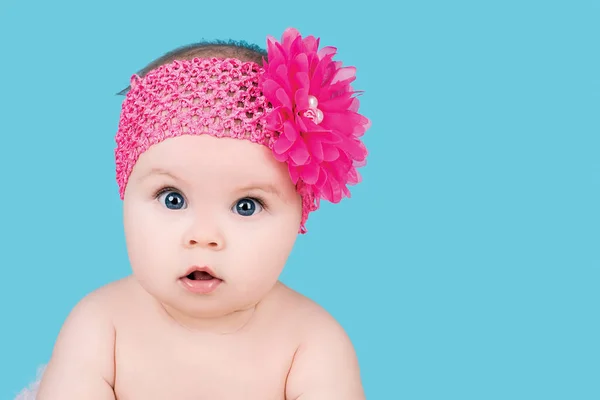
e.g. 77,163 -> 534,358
260,28 -> 371,207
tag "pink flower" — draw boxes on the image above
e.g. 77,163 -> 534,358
260,28 -> 371,204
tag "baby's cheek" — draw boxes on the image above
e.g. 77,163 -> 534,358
236,241 -> 287,286
132,227 -> 174,265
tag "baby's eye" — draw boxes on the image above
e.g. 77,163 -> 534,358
233,198 -> 263,216
158,190 -> 186,210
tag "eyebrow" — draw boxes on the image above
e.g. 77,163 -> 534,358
138,168 -> 181,182
237,183 -> 284,199
139,169 -> 284,199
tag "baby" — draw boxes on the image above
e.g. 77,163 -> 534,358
34,27 -> 371,400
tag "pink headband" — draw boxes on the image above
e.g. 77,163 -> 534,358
115,27 -> 371,233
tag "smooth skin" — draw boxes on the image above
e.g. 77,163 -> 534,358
37,135 -> 365,399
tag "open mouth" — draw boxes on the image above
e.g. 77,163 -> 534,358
180,266 -> 222,283
180,267 -> 223,294
186,270 -> 216,281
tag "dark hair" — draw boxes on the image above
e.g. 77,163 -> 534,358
116,39 -> 267,96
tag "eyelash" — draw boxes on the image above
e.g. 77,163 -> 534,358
246,194 -> 267,210
153,186 -> 179,200
153,186 -> 268,210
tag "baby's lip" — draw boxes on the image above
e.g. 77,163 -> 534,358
181,265 -> 221,280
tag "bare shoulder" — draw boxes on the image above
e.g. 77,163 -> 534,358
274,283 -> 366,400
36,278 -> 131,399
270,282 -> 357,339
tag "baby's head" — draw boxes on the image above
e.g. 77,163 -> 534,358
114,28 -> 370,323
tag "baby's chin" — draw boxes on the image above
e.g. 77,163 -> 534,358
159,295 -> 264,333
142,281 -> 271,329
130,267 -> 281,325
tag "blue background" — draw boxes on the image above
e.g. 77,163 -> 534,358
1,0 -> 598,398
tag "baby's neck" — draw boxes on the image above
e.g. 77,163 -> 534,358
157,300 -> 260,335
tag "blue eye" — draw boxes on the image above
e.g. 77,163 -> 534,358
158,190 -> 186,210
233,198 -> 263,216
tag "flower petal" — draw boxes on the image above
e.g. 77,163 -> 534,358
261,79 -> 283,105
294,87 -> 309,110
306,136 -> 324,162
273,133 -> 295,155
322,144 -> 339,161
310,53 -> 335,94
294,71 -> 310,93
303,35 -> 320,53
296,114 -> 309,132
289,140 -> 310,165
281,28 -> 301,51
318,94 -> 355,112
288,163 -> 300,184
275,64 -> 291,92
349,96 -> 360,112
283,120 -> 299,141
337,138 -> 367,162
315,166 -> 328,188
292,53 -> 309,75
275,87 -> 292,110
317,46 -> 337,59
347,166 -> 361,185
332,66 -> 356,84
300,161 -> 320,185
321,179 -> 334,202
265,107 -> 283,131
266,36 -> 286,62
309,130 -> 341,144
330,182 -> 343,203
289,32 -> 304,55
320,110 -> 364,135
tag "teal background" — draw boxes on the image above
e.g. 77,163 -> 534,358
1,0 -> 598,398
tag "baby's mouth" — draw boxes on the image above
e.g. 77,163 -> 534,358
180,266 -> 222,282
179,266 -> 223,294
186,271 -> 215,281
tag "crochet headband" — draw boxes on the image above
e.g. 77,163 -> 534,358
115,28 -> 371,233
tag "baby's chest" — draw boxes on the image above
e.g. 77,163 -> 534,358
113,325 -> 295,400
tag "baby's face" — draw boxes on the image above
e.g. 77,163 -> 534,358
122,134 -> 302,320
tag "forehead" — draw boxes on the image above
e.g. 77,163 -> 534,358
132,134 -> 289,185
